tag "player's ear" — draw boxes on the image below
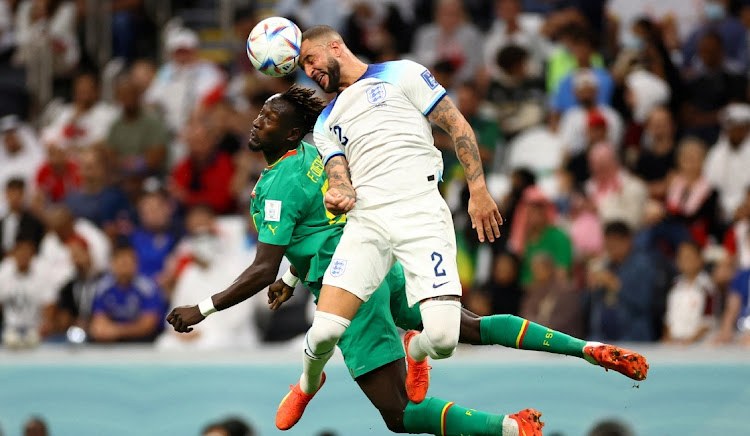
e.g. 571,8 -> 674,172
329,40 -> 342,56
287,127 -> 301,143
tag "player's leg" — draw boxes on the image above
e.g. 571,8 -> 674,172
356,359 -> 544,436
459,309 -> 648,380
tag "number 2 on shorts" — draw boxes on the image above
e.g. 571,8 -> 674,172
431,252 -> 446,277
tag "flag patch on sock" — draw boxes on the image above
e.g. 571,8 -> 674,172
515,320 -> 529,349
440,402 -> 454,436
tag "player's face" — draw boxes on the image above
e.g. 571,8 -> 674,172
248,98 -> 291,153
300,40 -> 341,93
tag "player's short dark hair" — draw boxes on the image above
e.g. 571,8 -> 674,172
279,85 -> 327,138
603,221 -> 632,238
301,25 -> 342,44
5,177 -> 25,191
496,45 -> 529,73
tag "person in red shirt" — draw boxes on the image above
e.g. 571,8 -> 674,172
34,141 -> 81,204
169,111 -> 235,214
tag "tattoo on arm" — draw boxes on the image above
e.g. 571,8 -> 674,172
325,155 -> 355,198
428,96 -> 485,183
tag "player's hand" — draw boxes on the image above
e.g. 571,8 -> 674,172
166,305 -> 204,333
268,278 -> 294,310
467,189 -> 503,243
324,186 -> 355,216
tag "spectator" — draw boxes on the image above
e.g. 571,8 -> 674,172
704,103 -> 750,222
485,45 -> 546,136
0,236 -> 57,348
129,58 -> 156,96
714,265 -> 750,345
275,0 -> 348,32
0,115 -> 45,215
665,138 -> 721,247
474,251 -> 522,316
724,190 -> 750,269
663,241 -> 715,344
549,25 -> 614,116
585,221 -> 658,342
681,31 -> 748,144
33,139 -> 80,206
565,111 -> 612,187
585,143 -> 648,230
50,236 -> 102,335
633,107 -> 677,199
483,0 -> 547,81
520,252 -> 583,337
129,189 -> 179,278
558,69 -> 623,156
0,178 -> 44,258
682,0 -> 748,72
64,147 -> 131,235
342,2 -> 411,62
624,70 -> 671,142
169,112 -> 235,215
22,416 -> 48,436
509,186 -> 572,287
41,72 -> 120,150
88,244 -> 164,343
411,0 -> 482,83
143,28 -> 225,135
0,0 -> 14,60
544,21 -> 605,96
13,0 -> 79,76
156,226 -> 258,351
497,167 -> 536,248
106,75 -> 169,177
567,191 -> 604,262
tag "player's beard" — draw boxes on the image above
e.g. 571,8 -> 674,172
321,57 -> 341,93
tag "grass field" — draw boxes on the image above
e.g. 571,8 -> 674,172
1,344 -> 748,435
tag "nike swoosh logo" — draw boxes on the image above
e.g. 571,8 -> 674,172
432,282 -> 449,288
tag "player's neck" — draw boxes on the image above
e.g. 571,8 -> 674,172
339,57 -> 369,91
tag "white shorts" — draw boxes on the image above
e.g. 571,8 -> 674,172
323,188 -> 461,307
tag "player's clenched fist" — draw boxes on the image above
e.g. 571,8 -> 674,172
468,189 -> 503,243
167,305 -> 205,333
324,187 -> 355,216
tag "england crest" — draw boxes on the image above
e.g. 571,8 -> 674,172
366,83 -> 386,104
330,259 -> 348,277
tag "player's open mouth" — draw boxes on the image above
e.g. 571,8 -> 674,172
316,73 -> 327,87
247,129 -> 258,145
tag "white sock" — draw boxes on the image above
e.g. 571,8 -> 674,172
407,332 -> 430,362
300,343 -> 334,394
502,415 -> 519,436
299,312 -> 350,394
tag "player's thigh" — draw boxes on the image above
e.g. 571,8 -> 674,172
385,262 -> 424,331
391,202 -> 461,306
322,211 -> 393,303
354,359 -> 409,432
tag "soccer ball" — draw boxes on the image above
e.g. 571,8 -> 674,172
247,17 -> 302,77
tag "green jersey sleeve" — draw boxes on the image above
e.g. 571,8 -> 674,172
255,179 -> 310,246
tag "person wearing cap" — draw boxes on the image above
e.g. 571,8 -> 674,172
704,103 -> 750,222
0,115 -> 45,216
558,68 -> 623,157
143,28 -> 226,135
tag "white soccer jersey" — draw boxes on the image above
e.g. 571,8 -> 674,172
313,60 -> 447,209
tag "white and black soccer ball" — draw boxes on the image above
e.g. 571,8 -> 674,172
246,17 -> 302,77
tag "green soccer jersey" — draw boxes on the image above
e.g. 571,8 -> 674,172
250,142 -> 346,287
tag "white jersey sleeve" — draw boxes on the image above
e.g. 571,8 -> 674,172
394,60 -> 447,116
313,103 -> 345,165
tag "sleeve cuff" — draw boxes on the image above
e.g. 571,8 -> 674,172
323,151 -> 346,166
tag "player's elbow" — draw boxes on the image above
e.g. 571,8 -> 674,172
255,264 -> 279,287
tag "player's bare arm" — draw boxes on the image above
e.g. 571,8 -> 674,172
166,242 -> 287,333
324,155 -> 356,215
428,96 -> 503,243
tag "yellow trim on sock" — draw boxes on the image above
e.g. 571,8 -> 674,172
440,402 -> 454,436
515,319 -> 529,349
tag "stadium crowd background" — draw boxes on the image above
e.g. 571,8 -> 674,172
2,0 -> 750,433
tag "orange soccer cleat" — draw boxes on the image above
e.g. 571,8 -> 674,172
275,373 -> 326,430
584,342 -> 649,381
509,408 -> 545,436
404,330 -> 432,404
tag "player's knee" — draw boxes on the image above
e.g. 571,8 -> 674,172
422,324 -> 460,359
306,311 -> 351,355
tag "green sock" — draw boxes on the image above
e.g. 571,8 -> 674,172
403,397 -> 505,436
479,314 -> 586,358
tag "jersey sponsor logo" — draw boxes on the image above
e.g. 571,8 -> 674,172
267,224 -> 278,235
330,258 -> 348,277
265,200 -> 282,222
421,70 -> 439,90
366,83 -> 386,104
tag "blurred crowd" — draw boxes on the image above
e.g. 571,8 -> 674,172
2,0 -> 750,352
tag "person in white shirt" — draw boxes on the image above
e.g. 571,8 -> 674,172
703,103 -> 750,222
663,241 -> 715,344
0,115 -> 45,216
0,237 -> 58,348
13,0 -> 79,75
41,72 -> 120,151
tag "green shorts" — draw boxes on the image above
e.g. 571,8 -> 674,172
307,262 -> 423,379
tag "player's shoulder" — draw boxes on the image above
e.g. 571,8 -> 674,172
361,59 -> 429,82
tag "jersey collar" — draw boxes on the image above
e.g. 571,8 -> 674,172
267,147 -> 299,169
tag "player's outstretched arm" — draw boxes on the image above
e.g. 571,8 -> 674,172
428,96 -> 503,243
166,242 -> 288,333
324,155 -> 356,215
